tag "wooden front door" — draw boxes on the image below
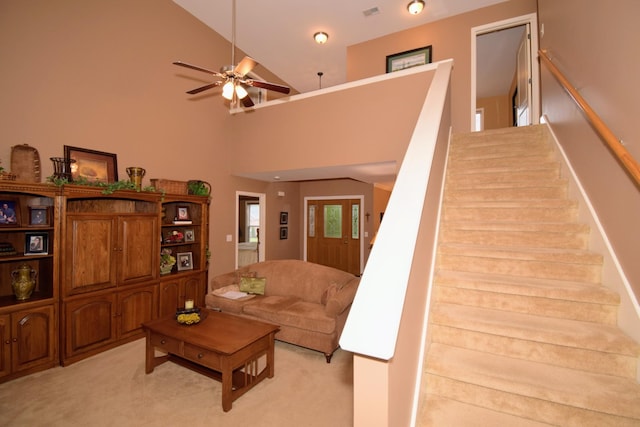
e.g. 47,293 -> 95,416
307,199 -> 360,275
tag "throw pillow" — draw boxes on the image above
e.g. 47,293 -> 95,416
235,270 -> 257,282
239,276 -> 267,295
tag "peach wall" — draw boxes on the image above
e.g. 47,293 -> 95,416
229,71 -> 434,176
346,0 -> 536,132
0,0 -> 299,276
538,0 -> 640,300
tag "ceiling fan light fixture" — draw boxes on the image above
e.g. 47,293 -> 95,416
313,31 -> 329,45
407,0 -> 425,15
235,84 -> 248,99
222,81 -> 234,100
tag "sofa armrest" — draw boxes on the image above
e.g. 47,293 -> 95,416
210,271 -> 240,292
325,277 -> 360,317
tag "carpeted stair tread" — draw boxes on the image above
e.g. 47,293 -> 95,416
445,168 -> 561,186
446,176 -> 566,190
430,303 -> 640,356
448,155 -> 559,171
426,343 -> 640,419
439,243 -> 603,265
425,373 -> 640,427
430,323 -> 638,378
442,200 -> 579,222
434,270 -> 619,305
444,183 -> 568,201
439,221 -> 589,249
420,394 -> 554,427
438,244 -> 603,283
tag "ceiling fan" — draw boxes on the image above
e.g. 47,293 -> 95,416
173,0 -> 290,108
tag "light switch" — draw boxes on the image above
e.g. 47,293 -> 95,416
226,234 -> 232,242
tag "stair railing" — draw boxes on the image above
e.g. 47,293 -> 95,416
539,49 -> 640,187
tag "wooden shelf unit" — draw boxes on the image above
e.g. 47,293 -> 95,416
0,182 -> 210,376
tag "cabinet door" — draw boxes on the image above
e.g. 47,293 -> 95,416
12,305 -> 56,373
117,284 -> 157,340
158,279 -> 181,318
118,216 -> 158,285
184,273 -> 205,307
65,215 -> 117,295
64,295 -> 116,360
0,314 -> 9,378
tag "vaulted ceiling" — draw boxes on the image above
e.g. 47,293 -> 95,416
173,0 -> 510,93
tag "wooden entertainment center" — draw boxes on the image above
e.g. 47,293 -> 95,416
0,181 -> 210,382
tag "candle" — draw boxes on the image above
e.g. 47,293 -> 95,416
185,299 -> 194,310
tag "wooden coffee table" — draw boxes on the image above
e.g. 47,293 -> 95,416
142,309 -> 279,411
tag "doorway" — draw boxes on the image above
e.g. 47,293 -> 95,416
471,13 -> 540,131
304,196 -> 363,276
236,191 -> 266,268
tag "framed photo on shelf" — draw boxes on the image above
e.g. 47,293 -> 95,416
0,199 -> 20,226
280,211 -> 288,225
25,232 -> 48,255
64,145 -> 118,183
29,206 -> 50,226
386,45 -> 432,73
176,206 -> 190,221
184,229 -> 195,243
280,226 -> 288,240
177,251 -> 194,271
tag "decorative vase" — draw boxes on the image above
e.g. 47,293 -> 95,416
160,263 -> 175,275
50,157 -> 75,181
126,167 -> 146,191
11,263 -> 37,300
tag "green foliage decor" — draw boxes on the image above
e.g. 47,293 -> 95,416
46,175 -> 159,195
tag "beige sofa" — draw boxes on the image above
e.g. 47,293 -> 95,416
205,259 -> 360,362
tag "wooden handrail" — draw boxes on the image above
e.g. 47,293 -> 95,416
539,49 -> 640,187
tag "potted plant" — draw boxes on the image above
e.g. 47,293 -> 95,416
160,248 -> 176,275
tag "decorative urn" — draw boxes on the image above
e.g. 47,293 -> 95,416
11,263 -> 37,300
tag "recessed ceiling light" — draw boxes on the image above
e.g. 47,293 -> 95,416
407,0 -> 425,15
313,31 -> 329,44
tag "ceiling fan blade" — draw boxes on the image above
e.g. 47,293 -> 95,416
173,61 -> 223,77
240,94 -> 255,108
234,56 -> 257,77
247,80 -> 291,95
186,82 -> 221,95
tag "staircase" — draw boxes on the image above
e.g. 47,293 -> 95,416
419,126 -> 640,426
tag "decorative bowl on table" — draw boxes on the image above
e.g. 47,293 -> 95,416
175,307 -> 203,325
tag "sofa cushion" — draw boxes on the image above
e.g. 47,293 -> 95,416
243,297 -> 336,335
205,293 -> 257,314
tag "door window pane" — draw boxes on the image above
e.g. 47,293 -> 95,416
351,204 -> 359,239
324,205 -> 342,238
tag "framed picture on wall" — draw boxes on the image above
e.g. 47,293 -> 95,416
63,145 -> 118,183
386,45 -> 432,73
280,227 -> 288,240
280,212 -> 288,225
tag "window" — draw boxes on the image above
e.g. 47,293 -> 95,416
247,203 -> 260,242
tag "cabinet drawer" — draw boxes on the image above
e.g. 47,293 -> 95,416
184,343 -> 221,369
150,334 -> 182,354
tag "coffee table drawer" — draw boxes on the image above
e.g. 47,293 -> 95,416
184,343 -> 221,368
150,334 -> 182,354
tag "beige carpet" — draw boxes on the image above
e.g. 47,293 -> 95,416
0,339 -> 353,427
